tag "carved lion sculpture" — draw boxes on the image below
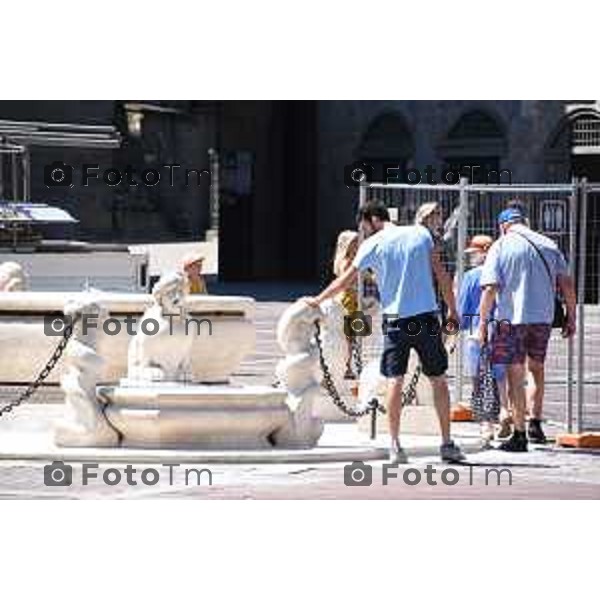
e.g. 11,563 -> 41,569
127,272 -> 194,384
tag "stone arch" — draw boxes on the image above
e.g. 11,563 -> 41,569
447,109 -> 506,141
356,111 -> 415,181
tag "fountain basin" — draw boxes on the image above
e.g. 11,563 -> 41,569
0,292 -> 255,385
98,384 -> 291,449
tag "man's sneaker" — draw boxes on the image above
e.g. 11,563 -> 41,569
388,439 -> 408,464
440,440 -> 466,463
528,418 -> 547,444
499,430 -> 528,452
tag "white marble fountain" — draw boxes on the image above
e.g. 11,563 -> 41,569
0,272 -> 325,450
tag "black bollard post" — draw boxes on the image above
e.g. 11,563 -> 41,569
368,398 -> 379,440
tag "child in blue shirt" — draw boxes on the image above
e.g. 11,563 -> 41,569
458,235 -> 509,446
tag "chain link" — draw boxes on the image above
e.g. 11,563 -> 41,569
314,319 -> 383,417
0,315 -> 79,418
314,320 -> 458,418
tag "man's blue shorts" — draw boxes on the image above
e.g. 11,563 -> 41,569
381,312 -> 449,378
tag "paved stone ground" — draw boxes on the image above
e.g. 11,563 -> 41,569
1,447 -> 599,499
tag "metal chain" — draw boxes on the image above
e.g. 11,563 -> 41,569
314,319 -> 383,417
0,315 -> 79,418
314,320 -> 459,418
400,363 -> 422,406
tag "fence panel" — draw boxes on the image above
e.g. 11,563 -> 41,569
581,182 -> 600,431
358,181 -> 583,431
466,184 -> 577,430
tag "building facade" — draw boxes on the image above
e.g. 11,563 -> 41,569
315,100 -> 600,273
2,100 -> 599,284
0,100 -> 215,242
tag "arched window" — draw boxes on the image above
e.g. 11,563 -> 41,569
571,113 -> 600,153
357,111 -> 415,182
440,109 -> 508,183
547,107 -> 600,181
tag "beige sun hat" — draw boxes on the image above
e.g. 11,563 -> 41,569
415,202 -> 441,225
181,251 -> 205,269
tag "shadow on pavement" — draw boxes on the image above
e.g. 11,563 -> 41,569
458,460 -> 558,469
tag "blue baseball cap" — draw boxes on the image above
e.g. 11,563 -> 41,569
497,207 -> 524,225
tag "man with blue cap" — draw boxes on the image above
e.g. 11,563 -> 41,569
478,205 -> 576,451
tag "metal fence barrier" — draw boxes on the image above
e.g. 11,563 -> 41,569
358,178 -> 599,433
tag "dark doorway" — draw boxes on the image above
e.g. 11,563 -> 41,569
218,101 -> 317,281
281,101 -> 317,280
219,150 -> 255,280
